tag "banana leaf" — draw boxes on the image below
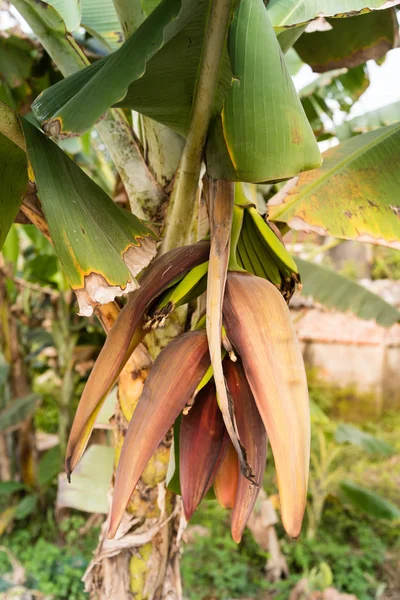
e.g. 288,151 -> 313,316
42,0 -> 81,31
335,423 -> 394,455
0,132 -> 28,251
0,394 -> 41,432
340,480 -> 400,520
299,66 -> 370,138
81,0 -> 123,50
294,9 -> 397,72
17,0 -> 73,33
21,118 -> 157,316
0,34 -> 35,88
32,0 -> 231,138
269,122 -> 400,249
341,100 -> 400,137
267,0 -> 400,28
296,258 -> 400,327
57,445 -> 114,514
206,0 -> 321,182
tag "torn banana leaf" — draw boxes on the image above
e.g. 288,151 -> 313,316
268,122 -> 400,250
294,9 -> 398,73
21,118 -> 157,316
206,0 -> 321,183
0,132 -> 28,250
32,0 -> 232,138
267,0 -> 400,29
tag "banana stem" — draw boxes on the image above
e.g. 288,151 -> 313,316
161,0 -> 234,252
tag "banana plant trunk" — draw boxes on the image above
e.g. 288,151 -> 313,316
83,121 -> 187,597
83,345 -> 184,600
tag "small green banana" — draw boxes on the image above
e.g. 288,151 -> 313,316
241,217 -> 267,279
243,213 -> 282,286
145,261 -> 209,328
247,206 -> 298,275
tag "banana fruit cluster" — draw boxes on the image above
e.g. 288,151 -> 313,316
65,184 -> 310,544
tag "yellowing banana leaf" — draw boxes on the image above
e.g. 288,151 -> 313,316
0,132 -> 28,251
296,258 -> 400,327
81,0 -> 123,50
269,122 -> 400,249
294,9 -> 397,73
206,0 -> 321,183
21,118 -> 157,316
267,0 -> 400,28
42,0 -> 81,31
57,445 -> 114,514
32,0 -> 231,138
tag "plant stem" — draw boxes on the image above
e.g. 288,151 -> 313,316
161,0 -> 234,251
11,0 -> 166,220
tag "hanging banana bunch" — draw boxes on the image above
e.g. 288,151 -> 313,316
65,177 -> 309,541
63,0 -> 311,544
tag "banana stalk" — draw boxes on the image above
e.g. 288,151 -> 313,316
109,330 -> 211,538
66,241 -> 210,477
206,178 -> 253,483
223,271 -> 310,538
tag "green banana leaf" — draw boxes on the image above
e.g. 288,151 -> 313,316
42,0 -> 81,31
0,34 -> 35,88
340,480 -> 400,520
14,0 -> 70,33
81,0 -> 123,50
269,122 -> 400,249
341,100 -> 400,138
0,132 -> 28,251
294,9 -> 397,72
335,423 -> 394,455
32,0 -> 231,138
206,0 -> 321,182
299,66 -> 369,138
296,258 -> 400,327
267,0 -> 400,28
21,118 -> 157,316
0,394 -> 41,432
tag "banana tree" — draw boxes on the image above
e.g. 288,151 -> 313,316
1,0 -> 400,598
